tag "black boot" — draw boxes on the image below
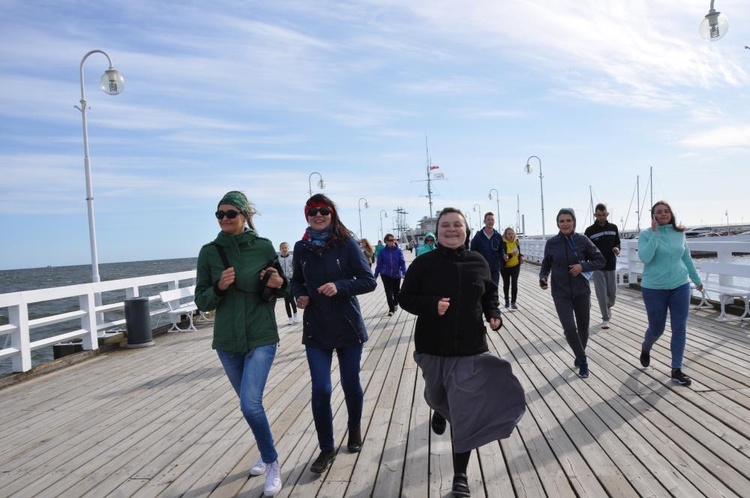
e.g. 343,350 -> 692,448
347,428 -> 362,453
310,450 -> 336,473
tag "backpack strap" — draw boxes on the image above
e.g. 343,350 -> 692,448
211,242 -> 230,269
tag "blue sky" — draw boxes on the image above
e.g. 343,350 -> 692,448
1,0 -> 749,271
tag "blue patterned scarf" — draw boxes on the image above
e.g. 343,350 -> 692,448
304,227 -> 332,251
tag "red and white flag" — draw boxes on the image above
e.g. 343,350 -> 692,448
430,165 -> 440,170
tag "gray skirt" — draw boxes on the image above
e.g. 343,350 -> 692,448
414,351 -> 526,453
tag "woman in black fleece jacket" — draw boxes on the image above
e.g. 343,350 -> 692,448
399,207 -> 525,498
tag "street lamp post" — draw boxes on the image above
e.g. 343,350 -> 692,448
379,209 -> 388,239
75,49 -> 125,284
473,204 -> 482,231
488,188 -> 500,228
524,155 -> 545,239
308,172 -> 326,198
358,197 -> 369,239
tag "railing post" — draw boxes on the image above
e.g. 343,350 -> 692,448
80,290 -> 99,351
10,304 -> 32,372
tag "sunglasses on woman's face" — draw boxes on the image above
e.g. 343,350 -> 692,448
215,209 -> 242,220
306,207 -> 331,217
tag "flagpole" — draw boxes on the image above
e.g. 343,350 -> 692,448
425,137 -> 433,220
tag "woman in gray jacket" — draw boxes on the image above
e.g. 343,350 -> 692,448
539,208 -> 605,379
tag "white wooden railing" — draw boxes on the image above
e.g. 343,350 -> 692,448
0,271 -> 196,373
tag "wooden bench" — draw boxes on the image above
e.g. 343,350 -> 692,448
159,285 -> 198,332
695,262 -> 750,321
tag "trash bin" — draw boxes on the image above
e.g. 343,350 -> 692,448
124,297 -> 154,348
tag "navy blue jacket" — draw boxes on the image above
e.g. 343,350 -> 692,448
539,232 -> 606,299
292,237 -> 376,349
469,229 -> 503,274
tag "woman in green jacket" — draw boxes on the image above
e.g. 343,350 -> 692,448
194,191 -> 287,497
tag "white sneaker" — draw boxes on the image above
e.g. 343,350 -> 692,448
601,320 -> 610,329
264,460 -> 282,496
288,317 -> 294,326
250,458 -> 266,476
292,313 -> 299,323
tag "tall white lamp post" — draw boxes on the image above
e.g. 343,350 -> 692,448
524,155 -> 546,239
75,49 -> 125,283
379,209 -> 388,239
473,204 -> 482,231
308,172 -> 326,197
488,188 -> 500,229
358,198 -> 369,239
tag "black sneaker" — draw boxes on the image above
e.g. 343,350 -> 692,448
451,473 -> 471,497
671,369 -> 692,386
504,300 -> 510,308
431,411 -> 447,435
310,450 -> 336,473
640,350 -> 650,368
511,302 -> 518,310
574,358 -> 581,368
578,362 -> 589,379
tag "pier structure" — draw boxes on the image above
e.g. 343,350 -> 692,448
1,260 -> 749,497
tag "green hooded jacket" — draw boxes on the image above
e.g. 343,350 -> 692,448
195,229 -> 284,352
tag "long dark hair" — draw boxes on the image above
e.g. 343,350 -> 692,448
305,194 -> 355,243
651,200 -> 685,232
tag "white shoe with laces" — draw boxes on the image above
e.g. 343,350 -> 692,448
292,313 -> 299,323
287,316 -> 294,326
250,458 -> 266,476
601,320 -> 610,329
264,460 -> 282,496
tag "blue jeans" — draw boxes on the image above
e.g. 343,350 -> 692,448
305,344 -> 364,451
217,345 -> 278,463
641,283 -> 690,369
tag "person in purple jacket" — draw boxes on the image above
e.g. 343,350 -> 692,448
374,233 -> 407,316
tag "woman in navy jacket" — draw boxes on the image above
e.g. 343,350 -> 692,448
539,208 -> 605,379
292,194 -> 376,474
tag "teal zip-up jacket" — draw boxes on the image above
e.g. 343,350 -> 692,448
195,229 -> 285,352
638,225 -> 702,290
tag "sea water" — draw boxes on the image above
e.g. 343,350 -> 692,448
0,258 -> 197,376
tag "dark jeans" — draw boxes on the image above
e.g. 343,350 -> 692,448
305,343 -> 364,451
501,265 -> 520,303
283,294 -> 297,318
380,275 -> 401,312
552,293 -> 591,364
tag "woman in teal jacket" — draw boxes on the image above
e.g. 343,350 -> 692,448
194,191 -> 287,496
638,200 -> 703,387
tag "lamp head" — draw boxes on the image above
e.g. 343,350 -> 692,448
524,163 -> 533,174
100,67 -> 124,95
700,9 -> 729,41
318,178 -> 326,189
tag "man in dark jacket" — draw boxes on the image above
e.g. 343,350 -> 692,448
584,203 -> 621,329
469,212 -> 503,285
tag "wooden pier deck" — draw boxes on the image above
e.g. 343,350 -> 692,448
1,261 -> 750,497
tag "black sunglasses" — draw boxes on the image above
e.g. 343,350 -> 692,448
215,209 -> 242,220
306,207 -> 331,217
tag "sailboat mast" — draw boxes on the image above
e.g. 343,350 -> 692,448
425,137 -> 433,219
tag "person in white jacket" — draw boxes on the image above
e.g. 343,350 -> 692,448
278,242 -> 298,325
